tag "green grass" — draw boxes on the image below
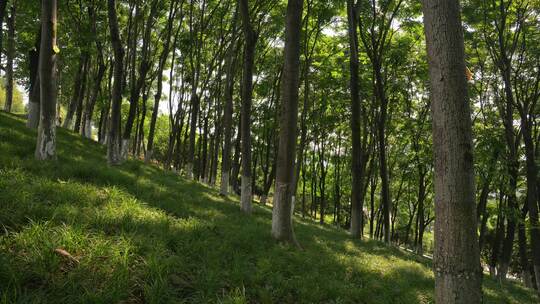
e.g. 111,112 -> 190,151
0,111 -> 537,304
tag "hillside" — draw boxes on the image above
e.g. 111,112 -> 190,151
0,111 -> 537,303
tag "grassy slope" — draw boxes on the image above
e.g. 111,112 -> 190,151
0,112 -> 536,304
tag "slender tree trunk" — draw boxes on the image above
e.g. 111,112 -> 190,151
147,0 -> 181,162
123,0 -> 158,159
74,57 -> 90,133
520,114 -> 540,293
347,0 -> 365,238
518,206 -> 533,288
64,55 -> 85,129
238,0 -> 256,213
271,0 -> 303,244
3,3 -> 15,112
107,0 -> 124,165
35,0 -> 58,160
27,30 -> 41,129
0,0 -> 7,71
220,41 -> 239,195
423,0 -> 482,301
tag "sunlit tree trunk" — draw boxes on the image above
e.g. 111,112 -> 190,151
35,0 -> 58,160
423,0 -> 482,301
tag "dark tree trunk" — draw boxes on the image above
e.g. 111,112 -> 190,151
3,3 -> 15,112
271,0 -> 303,244
82,5 -> 106,139
35,0 -> 58,160
27,28 -> 41,129
147,0 -> 181,162
123,0 -> 159,159
220,39 -> 239,195
74,57 -> 90,133
423,0 -> 482,301
107,0 -> 125,165
238,0 -> 256,213
347,0 -> 365,238
0,0 -> 7,70
64,54 -> 86,129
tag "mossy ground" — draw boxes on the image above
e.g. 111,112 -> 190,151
0,112 -> 537,303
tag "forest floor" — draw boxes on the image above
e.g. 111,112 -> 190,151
0,111 -> 537,304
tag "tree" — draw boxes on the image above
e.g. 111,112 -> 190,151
35,0 -> 58,160
271,0 -> 303,244
347,0 -> 365,238
107,0 -> 124,165
422,0 -> 482,302
27,28 -> 41,129
238,0 -> 256,213
3,2 -> 15,112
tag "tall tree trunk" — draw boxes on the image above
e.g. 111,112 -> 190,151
107,0 -> 124,165
123,1 -> 158,160
520,112 -> 540,293
74,56 -> 90,133
518,206 -> 533,288
374,62 -> 391,244
82,5 -> 106,139
238,0 -> 256,213
347,0 -> 365,238
63,55 -> 85,129
423,0 -> 482,301
146,0 -> 181,162
35,0 -> 58,160
271,0 -> 303,244
0,0 -> 7,70
220,41 -> 239,195
27,29 -> 41,129
3,3 -> 15,112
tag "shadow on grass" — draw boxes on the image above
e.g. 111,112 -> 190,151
0,112 -> 537,304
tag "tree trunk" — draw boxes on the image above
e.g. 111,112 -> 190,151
27,29 -> 41,129
0,0 -> 7,70
422,0 -> 482,301
3,3 -> 15,112
63,55 -> 85,129
35,0 -> 58,160
123,0 -> 158,159
271,0 -> 303,244
220,40 -> 239,195
347,0 -> 365,238
107,0 -> 124,165
238,0 -> 256,213
146,0 -> 180,162
520,112 -> 540,293
74,56 -> 90,133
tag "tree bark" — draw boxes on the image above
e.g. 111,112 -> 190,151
271,0 -> 303,244
123,0 -> 159,159
27,28 -> 41,129
220,40 -> 239,195
238,0 -> 256,214
146,0 -> 181,162
35,0 -> 58,160
0,0 -> 7,70
3,3 -> 15,112
63,54 -> 86,129
107,0 -> 124,165
422,0 -> 482,301
347,0 -> 365,238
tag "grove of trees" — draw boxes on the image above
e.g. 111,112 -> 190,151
1,0 -> 538,299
